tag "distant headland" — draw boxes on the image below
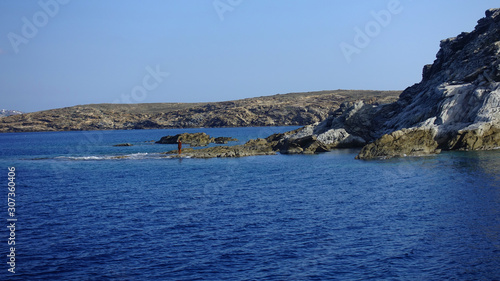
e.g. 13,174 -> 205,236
0,90 -> 399,133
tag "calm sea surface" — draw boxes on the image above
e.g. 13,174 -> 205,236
0,127 -> 499,280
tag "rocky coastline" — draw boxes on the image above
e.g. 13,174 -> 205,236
269,8 -> 500,159
162,138 -> 276,158
5,10 -> 500,161
163,9 -> 500,159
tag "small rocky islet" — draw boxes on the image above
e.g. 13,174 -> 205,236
155,132 -> 238,147
162,9 -> 500,159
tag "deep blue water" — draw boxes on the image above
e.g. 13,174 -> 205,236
1,127 -> 499,280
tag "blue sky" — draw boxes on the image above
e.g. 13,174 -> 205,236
1,0 -> 498,112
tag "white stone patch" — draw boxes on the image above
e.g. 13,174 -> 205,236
288,125 -> 315,140
317,129 -> 350,145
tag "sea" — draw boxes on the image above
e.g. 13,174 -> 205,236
0,126 -> 499,280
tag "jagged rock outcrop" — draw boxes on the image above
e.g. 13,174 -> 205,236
277,8 -> 500,159
447,123 -> 500,150
271,135 -> 328,154
156,133 -> 238,147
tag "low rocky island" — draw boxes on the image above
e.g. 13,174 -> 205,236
161,129 -> 330,158
156,132 -> 238,147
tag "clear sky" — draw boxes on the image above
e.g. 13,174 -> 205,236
1,0 -> 498,112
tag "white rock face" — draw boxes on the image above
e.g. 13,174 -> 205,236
387,82 -> 500,138
316,128 -> 366,147
285,100 -> 374,147
316,129 -> 350,145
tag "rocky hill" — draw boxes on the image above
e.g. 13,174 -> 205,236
0,109 -> 23,118
271,8 -> 500,159
0,90 -> 399,133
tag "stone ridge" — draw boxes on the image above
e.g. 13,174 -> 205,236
0,90 -> 399,133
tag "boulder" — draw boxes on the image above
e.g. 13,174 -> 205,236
355,128 -> 441,159
447,124 -> 500,150
156,132 -> 212,146
213,136 -> 239,144
278,135 -> 329,154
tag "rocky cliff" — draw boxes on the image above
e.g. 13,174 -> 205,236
277,8 -> 500,159
0,90 -> 399,133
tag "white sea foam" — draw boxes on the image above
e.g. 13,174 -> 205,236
53,152 -> 160,161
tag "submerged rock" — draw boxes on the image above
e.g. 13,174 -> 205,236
113,143 -> 133,147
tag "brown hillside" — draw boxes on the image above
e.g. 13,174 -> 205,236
0,90 -> 400,132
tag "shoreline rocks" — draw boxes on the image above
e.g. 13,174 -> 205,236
447,124 -> 500,151
162,138 -> 275,158
355,128 -> 441,159
270,8 -> 500,160
156,133 -> 238,147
